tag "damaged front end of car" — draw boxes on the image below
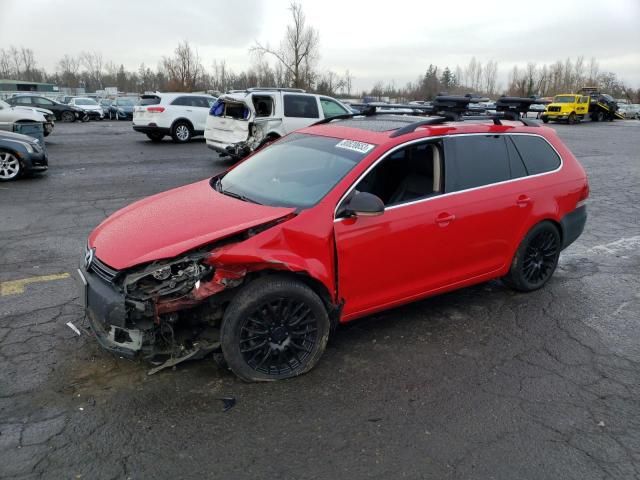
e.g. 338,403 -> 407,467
78,247 -> 249,372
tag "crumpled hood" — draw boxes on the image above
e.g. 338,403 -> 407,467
89,179 -> 295,270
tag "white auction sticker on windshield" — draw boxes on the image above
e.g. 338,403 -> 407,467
335,139 -> 375,154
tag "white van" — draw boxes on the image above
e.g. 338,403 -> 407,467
204,88 -> 351,159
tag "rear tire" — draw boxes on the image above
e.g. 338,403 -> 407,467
61,111 -> 75,123
592,111 -> 603,122
221,276 -> 330,382
171,121 -> 192,143
503,221 -> 561,292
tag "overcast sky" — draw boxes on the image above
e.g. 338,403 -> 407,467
1,0 -> 639,91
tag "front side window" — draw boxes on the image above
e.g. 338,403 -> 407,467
509,135 -> 561,175
354,141 -> 444,206
320,98 -> 348,117
283,94 -> 319,118
446,135 -> 510,192
218,133 -> 370,208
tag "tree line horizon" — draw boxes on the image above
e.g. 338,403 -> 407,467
1,2 -> 637,102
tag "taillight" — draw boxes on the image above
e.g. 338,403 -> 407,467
576,183 -> 589,208
147,106 -> 165,113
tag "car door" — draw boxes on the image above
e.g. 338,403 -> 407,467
439,134 -> 532,282
334,140 -> 461,317
282,94 -> 320,133
193,96 -> 213,132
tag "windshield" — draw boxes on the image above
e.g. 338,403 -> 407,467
75,98 -> 98,106
218,133 -> 373,208
116,98 -> 137,106
554,96 -> 577,103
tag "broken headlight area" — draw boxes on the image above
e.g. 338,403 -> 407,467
123,254 -> 213,303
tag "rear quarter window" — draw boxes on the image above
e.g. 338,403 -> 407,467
446,135 -> 511,192
509,135 -> 561,175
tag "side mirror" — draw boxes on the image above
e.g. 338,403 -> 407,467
343,191 -> 385,217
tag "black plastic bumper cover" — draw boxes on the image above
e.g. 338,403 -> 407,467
76,267 -> 141,358
560,205 -> 587,250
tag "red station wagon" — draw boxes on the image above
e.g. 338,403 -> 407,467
77,99 -> 588,381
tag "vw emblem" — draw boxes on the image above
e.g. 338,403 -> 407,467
84,247 -> 95,270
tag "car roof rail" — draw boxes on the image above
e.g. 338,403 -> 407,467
246,87 -> 306,93
388,117 -> 450,137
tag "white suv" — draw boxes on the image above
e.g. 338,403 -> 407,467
204,88 -> 351,159
133,92 -> 217,143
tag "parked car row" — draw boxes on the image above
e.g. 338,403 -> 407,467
0,99 -> 55,135
130,88 -> 353,161
6,94 -> 87,122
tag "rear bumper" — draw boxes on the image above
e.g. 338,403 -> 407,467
561,205 -> 587,250
133,125 -> 171,135
206,139 -> 250,158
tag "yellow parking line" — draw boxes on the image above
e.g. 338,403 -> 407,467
0,273 -> 71,296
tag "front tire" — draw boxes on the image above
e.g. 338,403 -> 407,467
503,221 -> 561,292
221,276 -> 331,382
171,121 -> 192,143
568,112 -> 577,124
0,150 -> 22,181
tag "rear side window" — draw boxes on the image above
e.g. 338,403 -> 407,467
139,95 -> 161,106
171,96 -> 197,106
284,94 -> 319,118
446,135 -> 510,192
510,136 -> 561,175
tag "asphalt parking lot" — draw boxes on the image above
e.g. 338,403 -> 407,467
1,119 -> 639,479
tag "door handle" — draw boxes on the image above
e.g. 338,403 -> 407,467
435,212 -> 455,226
516,195 -> 531,207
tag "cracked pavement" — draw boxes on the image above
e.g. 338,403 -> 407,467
1,120 -> 639,479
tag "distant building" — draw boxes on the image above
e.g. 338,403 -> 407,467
0,79 -> 59,92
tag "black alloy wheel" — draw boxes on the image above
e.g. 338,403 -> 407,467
504,221 -> 561,292
221,277 -> 330,381
240,298 -> 318,375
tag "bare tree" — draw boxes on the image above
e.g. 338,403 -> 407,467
482,59 -> 498,96
162,41 -> 203,91
80,51 -> 104,89
251,2 -> 319,89
57,54 -> 81,87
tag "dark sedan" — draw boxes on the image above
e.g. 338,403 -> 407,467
6,95 -> 86,122
0,130 -> 48,181
109,97 -> 137,120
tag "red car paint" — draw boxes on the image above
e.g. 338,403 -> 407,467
89,120 -> 588,324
